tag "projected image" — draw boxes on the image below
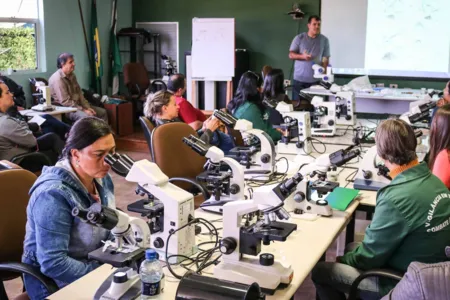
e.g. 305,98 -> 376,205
365,0 -> 450,73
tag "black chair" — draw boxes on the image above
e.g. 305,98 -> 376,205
347,269 -> 403,300
139,116 -> 156,159
10,152 -> 52,174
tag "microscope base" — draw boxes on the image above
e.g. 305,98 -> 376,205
353,178 -> 388,191
200,199 -> 238,214
244,169 -> 274,181
214,257 -> 293,295
311,128 -> 336,136
292,201 -> 333,217
277,142 -> 311,155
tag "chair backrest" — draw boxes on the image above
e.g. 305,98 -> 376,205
139,116 -> 156,157
150,122 -> 206,190
29,77 -> 49,105
0,168 -> 37,281
123,63 -> 149,95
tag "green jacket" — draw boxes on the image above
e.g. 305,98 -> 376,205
341,162 -> 450,295
233,102 -> 281,142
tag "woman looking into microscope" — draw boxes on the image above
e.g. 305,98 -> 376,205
22,117 -> 116,300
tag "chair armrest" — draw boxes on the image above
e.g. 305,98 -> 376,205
348,269 -> 403,300
10,152 -> 52,166
169,177 -> 211,200
0,262 -> 58,295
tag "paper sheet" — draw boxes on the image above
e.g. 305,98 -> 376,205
29,115 -> 46,126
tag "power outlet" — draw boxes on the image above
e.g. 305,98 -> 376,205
390,84 -> 398,89
284,79 -> 291,87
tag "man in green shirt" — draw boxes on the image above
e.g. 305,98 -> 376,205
312,119 -> 450,299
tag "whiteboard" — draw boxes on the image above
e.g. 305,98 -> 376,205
192,18 -> 235,80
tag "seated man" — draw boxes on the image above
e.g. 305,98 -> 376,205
166,73 -> 235,154
49,53 -> 108,123
312,119 -> 450,300
0,80 -> 64,166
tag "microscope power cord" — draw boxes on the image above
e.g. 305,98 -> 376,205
165,217 -> 220,280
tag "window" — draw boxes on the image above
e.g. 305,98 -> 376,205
0,0 -> 44,72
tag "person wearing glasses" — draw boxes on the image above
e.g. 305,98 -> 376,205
227,71 -> 282,142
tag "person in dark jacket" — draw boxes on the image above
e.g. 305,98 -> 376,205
22,117 -> 116,300
144,90 -> 235,154
0,75 -> 71,140
312,119 -> 450,300
0,80 -> 64,164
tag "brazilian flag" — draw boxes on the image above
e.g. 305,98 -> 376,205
90,0 -> 103,94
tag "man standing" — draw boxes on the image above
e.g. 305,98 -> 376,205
289,15 -> 330,102
49,53 -> 108,123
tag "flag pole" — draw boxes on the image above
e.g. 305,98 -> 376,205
77,0 -> 93,75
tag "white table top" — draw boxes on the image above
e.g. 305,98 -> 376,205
303,87 -> 430,102
49,125 -> 387,300
19,106 -> 77,117
49,198 -> 360,300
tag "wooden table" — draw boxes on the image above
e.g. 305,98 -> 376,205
20,106 -> 77,121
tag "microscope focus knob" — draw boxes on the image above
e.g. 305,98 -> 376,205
259,253 -> 274,266
220,237 -> 237,255
293,192 -> 306,203
229,184 -> 240,195
345,115 -> 352,121
153,237 -> 164,249
328,120 -> 335,126
113,272 -> 128,284
260,154 -> 271,164
362,170 -> 372,179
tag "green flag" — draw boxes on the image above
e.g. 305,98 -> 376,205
109,0 -> 121,95
90,0 -> 103,94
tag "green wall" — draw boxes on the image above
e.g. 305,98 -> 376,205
133,0 -> 447,91
7,0 -> 132,107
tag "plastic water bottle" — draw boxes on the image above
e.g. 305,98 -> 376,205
140,249 -> 163,299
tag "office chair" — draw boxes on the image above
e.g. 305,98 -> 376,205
348,246 -> 450,300
10,152 -> 52,174
139,116 -> 156,157
0,167 -> 58,300
150,122 -> 208,208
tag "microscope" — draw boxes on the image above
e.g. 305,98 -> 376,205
312,63 -> 334,84
334,91 -> 356,126
353,145 -> 391,191
309,93 -> 337,136
400,99 -> 437,126
286,144 -> 361,216
183,135 -> 246,214
271,100 -> 313,155
213,109 -> 277,181
214,176 -> 299,294
29,79 -> 54,112
161,54 -> 176,82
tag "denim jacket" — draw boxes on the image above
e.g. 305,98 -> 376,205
22,159 -> 115,300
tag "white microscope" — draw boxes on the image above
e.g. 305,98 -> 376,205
312,63 -> 334,84
183,134 -> 246,214
334,91 -> 356,126
104,153 -> 196,262
31,82 -> 54,111
400,99 -> 437,126
274,101 -> 313,155
287,145 -> 361,217
214,175 -> 299,294
310,94 -> 337,136
213,110 -> 277,181
353,145 -> 391,192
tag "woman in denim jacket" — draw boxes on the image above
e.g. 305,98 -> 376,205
22,117 -> 116,300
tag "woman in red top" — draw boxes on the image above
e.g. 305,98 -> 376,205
428,104 -> 450,188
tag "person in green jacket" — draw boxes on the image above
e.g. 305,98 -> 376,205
312,119 -> 450,300
227,71 -> 282,142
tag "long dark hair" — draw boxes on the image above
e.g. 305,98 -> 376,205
62,117 -> 113,158
227,71 -> 264,114
262,69 -> 285,100
429,105 -> 450,170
